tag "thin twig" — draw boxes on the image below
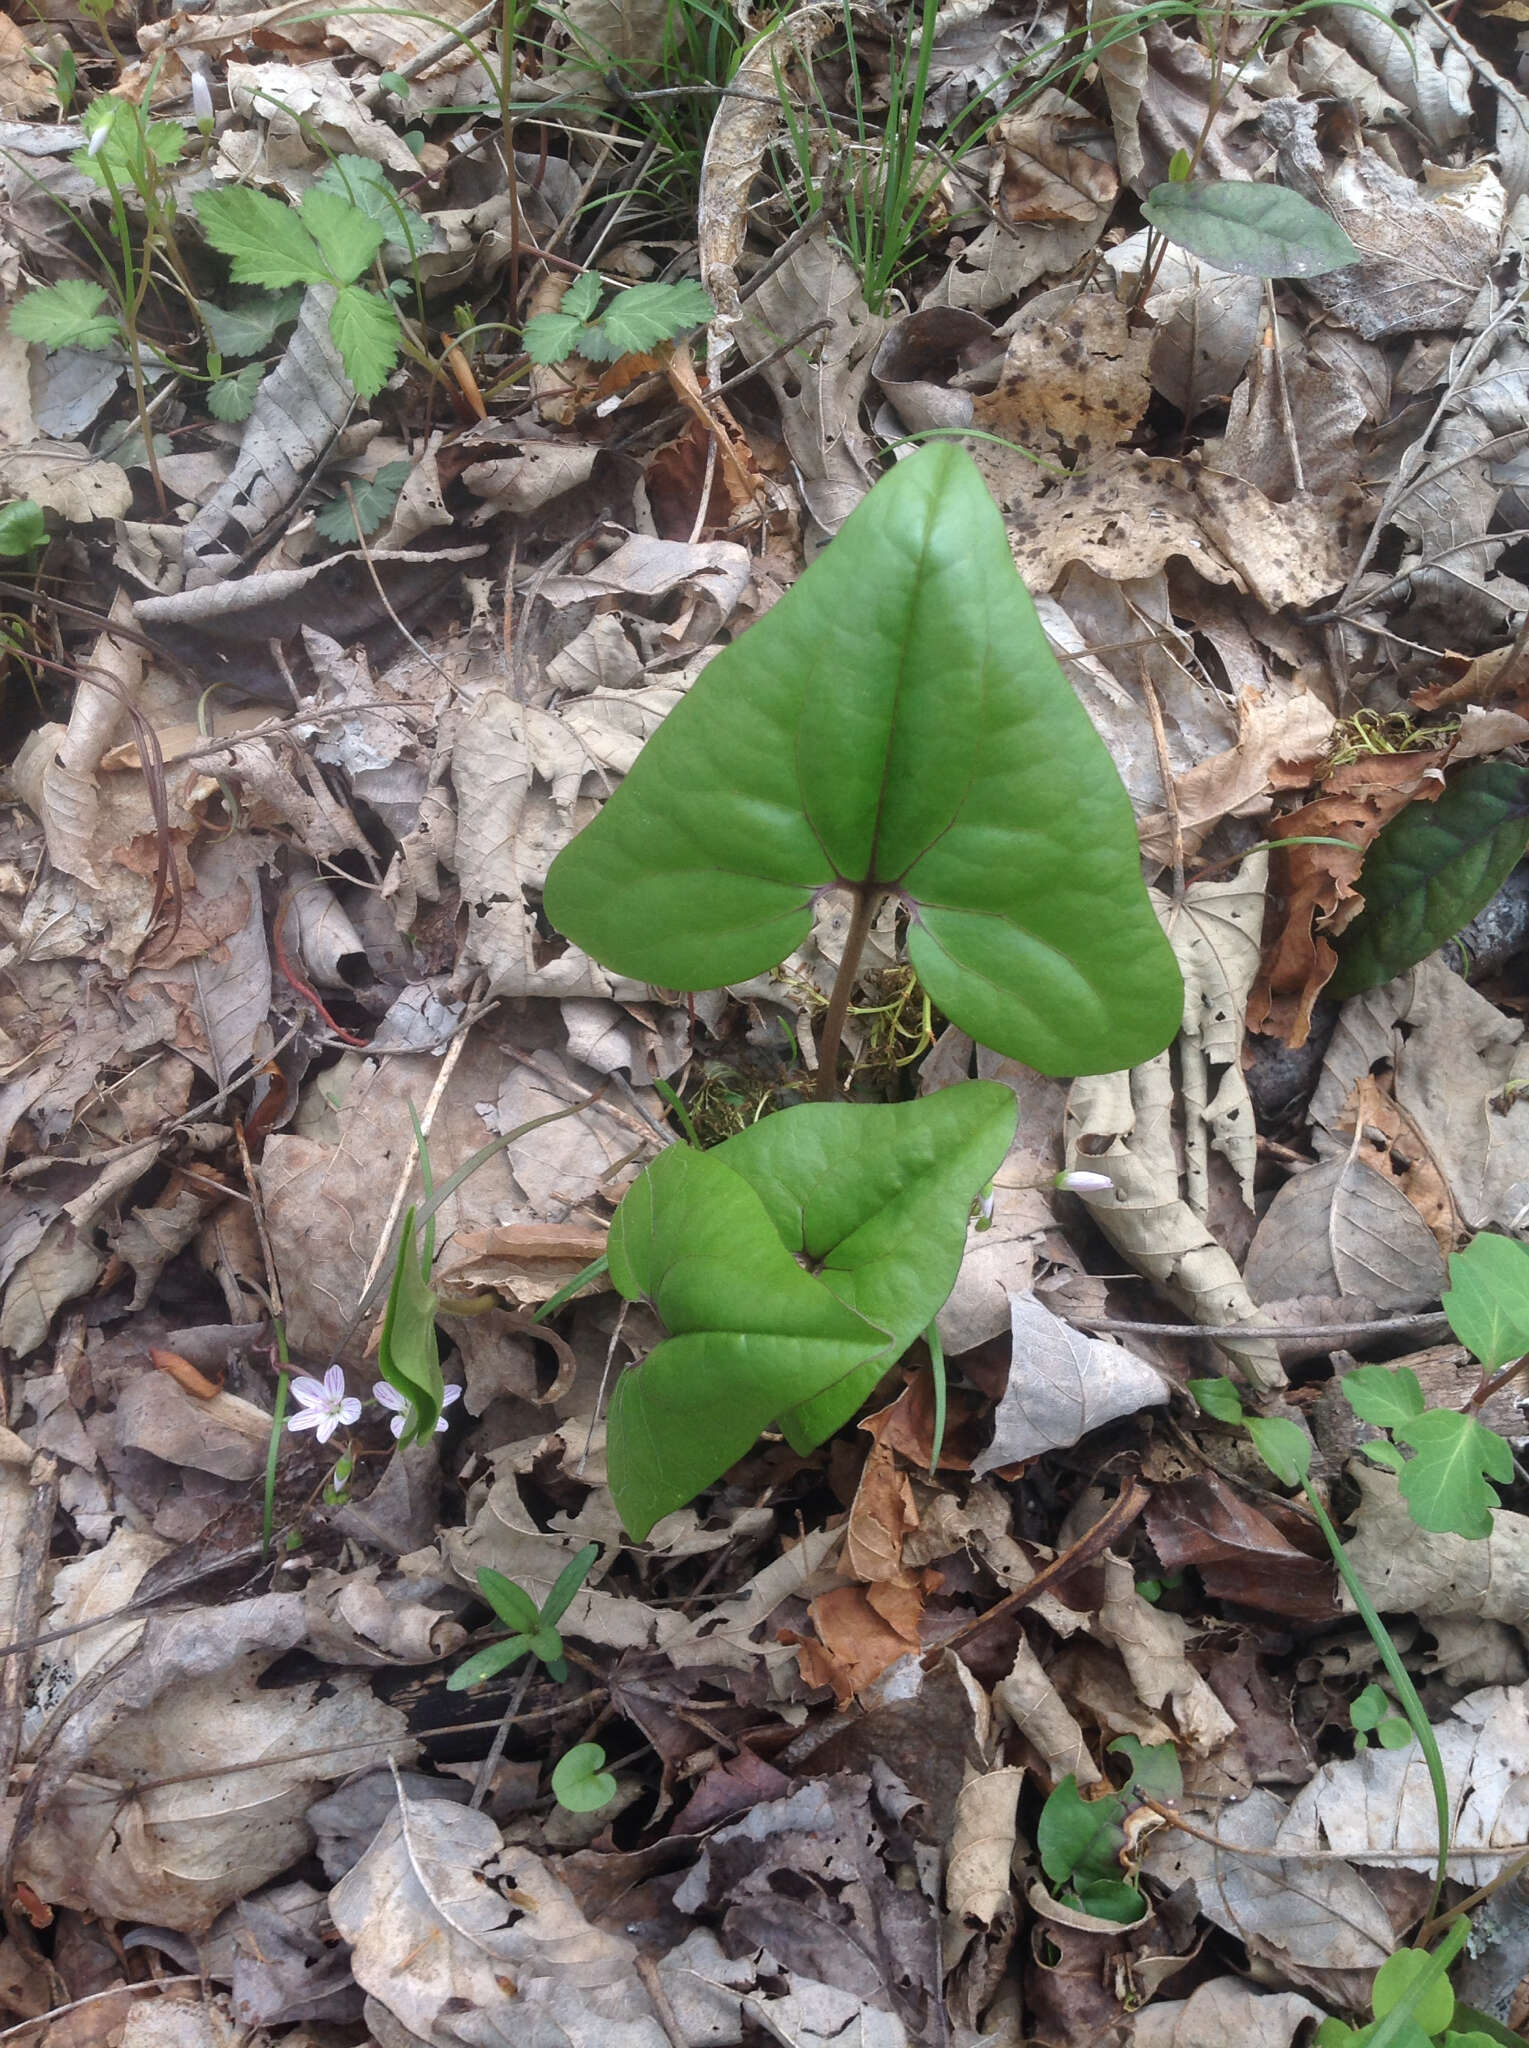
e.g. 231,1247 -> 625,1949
1072,1310 -> 1449,1342
470,1663 -> 534,1809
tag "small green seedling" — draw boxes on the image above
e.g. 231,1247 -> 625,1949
551,1742 -> 617,1812
1314,1918 -> 1496,2047
546,443 -> 1185,1539
522,273 -> 714,366
315,459 -> 412,543
1342,1363 -> 1512,1542
1036,1736 -> 1181,1925
447,1544 -> 600,1691
1350,1682 -> 1412,1751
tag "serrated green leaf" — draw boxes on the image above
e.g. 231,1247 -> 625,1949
477,1568 -> 543,1635
1395,1407 -> 1513,1538
705,1085 -> 1017,1450
208,363 -> 263,421
591,277 -> 713,358
552,1743 -> 617,1812
10,279 -> 119,351
198,288 -> 304,357
1248,1416 -> 1312,1486
1374,1949 -> 1454,2040
194,186 -> 328,289
1038,1776 -> 1127,1887
446,1635 -> 533,1689
375,1205 -> 445,1443
544,443 -> 1184,1075
1343,1364 -> 1426,1429
1142,178 -> 1359,277
1189,1376 -> 1246,1424
1331,763 -> 1529,998
328,284 -> 401,398
1442,1229 -> 1529,1369
315,458 -> 412,543
314,155 -> 431,258
74,101 -> 186,187
300,185 -> 386,283
559,270 -> 602,322
523,310 -> 588,364
605,1142 -> 887,1538
0,499 -> 47,555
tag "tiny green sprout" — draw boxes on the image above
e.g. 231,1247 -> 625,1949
551,1742 -> 617,1813
0,500 -> 47,558
1350,1682 -> 1412,1751
523,273 -> 714,367
378,70 -> 409,98
1167,148 -> 1192,182
447,1543 -> 599,1691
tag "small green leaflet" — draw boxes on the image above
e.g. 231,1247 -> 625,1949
1342,1364 -> 1425,1430
1395,1408 -> 1512,1539
1188,1376 -> 1246,1424
315,155 -> 432,258
328,285 -> 401,399
1142,178 -> 1359,278
10,280 -> 119,352
299,186 -> 386,285
1330,763 -> 1529,998
199,289 -> 303,357
209,363 -> 264,422
1247,1415 -> 1313,1486
523,311 -> 589,365
1351,1683 -> 1412,1750
0,499 -> 47,556
560,271 -> 602,321
582,278 -> 715,361
1442,1228 -> 1529,1369
315,459 -> 412,542
551,1743 -> 617,1812
194,186 -> 332,289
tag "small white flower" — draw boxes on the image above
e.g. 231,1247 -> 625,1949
1053,1169 -> 1114,1194
373,1380 -> 462,1439
190,70 -> 215,130
86,117 -> 111,159
287,1365 -> 362,1445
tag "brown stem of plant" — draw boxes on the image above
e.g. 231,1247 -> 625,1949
814,887 -> 879,1101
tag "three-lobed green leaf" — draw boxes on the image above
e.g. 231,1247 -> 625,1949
11,279 -> 120,351
1441,1228 -> 1529,1369
605,1084 -> 1017,1537
193,185 -> 334,289
544,443 -> 1183,1076
1343,1358 -> 1513,1538
1142,178 -> 1360,277
1330,763 -> 1529,998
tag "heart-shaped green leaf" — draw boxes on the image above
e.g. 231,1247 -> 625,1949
552,1742 -> 617,1812
543,443 -> 1182,1077
606,1142 -> 888,1538
710,1082 -> 1017,1447
1330,762 -> 1529,998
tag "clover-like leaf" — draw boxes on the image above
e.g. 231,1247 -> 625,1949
606,1142 -> 888,1539
709,1082 -> 1017,1447
1142,178 -> 1359,277
1442,1229 -> 1529,1370
584,277 -> 713,360
552,1743 -> 617,1812
208,363 -> 263,422
1330,763 -> 1529,998
1395,1408 -> 1513,1539
544,442 -> 1183,1076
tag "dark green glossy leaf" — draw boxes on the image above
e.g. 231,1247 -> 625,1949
606,1142 -> 886,1539
1142,178 -> 1360,277
1442,1229 -> 1529,1369
1330,763 -> 1529,998
544,443 -> 1182,1075
708,1083 -> 1017,1448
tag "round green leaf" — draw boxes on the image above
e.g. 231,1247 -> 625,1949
1442,1229 -> 1529,1370
1330,763 -> 1529,999
544,443 -> 1182,1077
1247,1416 -> 1312,1487
1374,1947 -> 1454,2040
551,1743 -> 617,1813
1141,179 -> 1360,277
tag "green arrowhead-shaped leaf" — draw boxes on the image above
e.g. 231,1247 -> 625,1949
710,1082 -> 1017,1448
1395,1408 -> 1513,1538
1330,763 -> 1529,998
1443,1230 -> 1529,1369
606,1142 -> 886,1538
376,1205 -> 445,1442
1141,179 -> 1360,277
543,443 -> 1183,1076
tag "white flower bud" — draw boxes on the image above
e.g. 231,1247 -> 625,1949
190,70 -> 215,130
1054,1169 -> 1113,1194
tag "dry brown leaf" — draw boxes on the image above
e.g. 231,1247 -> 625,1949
976,1293 -> 1167,1472
1139,690 -> 1336,868
972,293 -> 1150,492
0,16 -> 58,115
1241,1143 -> 1446,1312
995,1634 -> 1100,1787
990,90 -> 1117,225
1135,1979 -> 1326,2046
1095,1556 -> 1236,1755
846,1432 -> 921,1587
790,1583 -> 923,1706
946,1764 -> 1024,1930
